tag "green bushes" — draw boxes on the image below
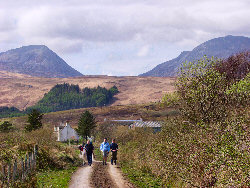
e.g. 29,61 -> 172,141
0,106 -> 24,118
116,53 -> 249,187
115,114 -> 249,187
161,92 -> 180,107
226,73 -> 250,107
176,56 -> 230,124
0,121 -> 14,132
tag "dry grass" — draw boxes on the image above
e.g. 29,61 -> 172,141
0,71 -> 176,110
1,103 -> 176,130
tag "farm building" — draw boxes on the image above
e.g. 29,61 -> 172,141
54,122 -> 79,141
105,118 -> 163,133
129,121 -> 163,133
104,118 -> 143,126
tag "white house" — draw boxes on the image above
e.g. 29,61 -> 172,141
54,122 -> 79,141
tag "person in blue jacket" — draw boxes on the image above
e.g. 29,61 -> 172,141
100,138 -> 110,165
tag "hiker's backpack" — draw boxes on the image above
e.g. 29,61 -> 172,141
79,145 -> 83,151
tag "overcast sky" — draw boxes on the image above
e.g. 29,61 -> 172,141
0,0 -> 249,76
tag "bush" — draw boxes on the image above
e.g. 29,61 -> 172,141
161,92 -> 180,107
215,51 -> 250,83
0,121 -> 14,132
176,56 -> 230,123
226,73 -> 250,107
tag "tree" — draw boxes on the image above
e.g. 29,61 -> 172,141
25,109 -> 43,132
76,111 -> 96,141
109,85 -> 119,95
0,121 -> 14,132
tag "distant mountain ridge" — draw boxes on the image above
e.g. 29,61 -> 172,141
0,45 -> 83,78
140,35 -> 250,77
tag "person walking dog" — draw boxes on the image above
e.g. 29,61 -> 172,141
85,140 -> 94,166
110,139 -> 118,165
100,138 -> 110,165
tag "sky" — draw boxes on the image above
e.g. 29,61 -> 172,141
0,0 -> 250,76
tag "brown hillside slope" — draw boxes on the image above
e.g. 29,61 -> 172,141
0,71 -> 175,110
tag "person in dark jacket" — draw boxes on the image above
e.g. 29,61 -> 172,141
110,139 -> 118,165
85,140 -> 94,166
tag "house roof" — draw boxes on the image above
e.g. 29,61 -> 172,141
131,121 -> 163,128
55,122 -> 69,128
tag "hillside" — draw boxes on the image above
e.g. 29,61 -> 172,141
140,35 -> 250,77
0,71 -> 175,110
0,45 -> 83,78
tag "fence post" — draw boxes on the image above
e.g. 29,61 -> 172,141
7,163 -> 11,185
31,152 -> 34,170
21,158 -> 25,180
34,145 -> 38,169
12,160 -> 17,181
28,153 -> 31,174
1,165 -> 5,185
25,154 -> 28,178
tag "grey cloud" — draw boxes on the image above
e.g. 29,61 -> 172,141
0,0 -> 249,76
2,1 -> 250,44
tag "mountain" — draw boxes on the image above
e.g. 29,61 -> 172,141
140,35 -> 250,77
0,45 -> 83,78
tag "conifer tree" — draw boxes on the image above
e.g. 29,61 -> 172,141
25,109 -> 43,132
76,111 -> 96,141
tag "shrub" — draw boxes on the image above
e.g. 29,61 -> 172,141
226,73 -> 250,107
215,51 -> 250,83
161,92 -> 180,107
176,56 -> 229,124
0,121 -> 14,132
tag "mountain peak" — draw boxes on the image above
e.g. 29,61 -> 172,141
140,35 -> 250,77
0,45 -> 83,78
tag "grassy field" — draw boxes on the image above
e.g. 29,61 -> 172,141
37,167 -> 77,188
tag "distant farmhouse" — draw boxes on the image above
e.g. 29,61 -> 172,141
54,122 -> 79,141
130,121 -> 163,133
105,118 -> 163,133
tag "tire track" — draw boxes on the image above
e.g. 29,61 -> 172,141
91,162 -> 118,188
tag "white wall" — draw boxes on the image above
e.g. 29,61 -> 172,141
59,123 -> 79,141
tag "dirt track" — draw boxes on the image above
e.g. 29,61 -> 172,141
91,162 -> 118,188
70,158 -> 134,188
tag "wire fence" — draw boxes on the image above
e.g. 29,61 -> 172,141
0,145 -> 38,187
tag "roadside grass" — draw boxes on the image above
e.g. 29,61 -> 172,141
37,167 -> 77,188
120,161 -> 164,188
